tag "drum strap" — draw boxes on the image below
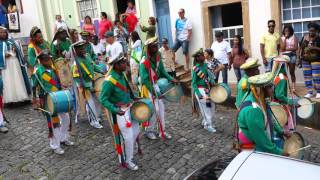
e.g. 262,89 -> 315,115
80,62 -> 93,79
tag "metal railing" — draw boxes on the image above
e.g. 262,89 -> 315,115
212,25 -> 244,44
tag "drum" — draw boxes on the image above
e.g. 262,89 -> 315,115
284,132 -> 305,159
46,90 -> 74,115
157,78 -> 172,93
209,83 -> 231,103
54,58 -> 72,88
297,98 -> 314,119
162,85 -> 183,103
270,102 -> 288,128
130,99 -> 154,123
96,61 -> 107,74
93,73 -> 105,97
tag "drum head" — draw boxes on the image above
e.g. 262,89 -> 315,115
284,132 -> 305,159
94,77 -> 105,96
46,93 -> 54,114
54,59 -> 72,88
131,102 -> 152,123
270,103 -> 288,128
297,98 -> 314,119
210,85 -> 228,103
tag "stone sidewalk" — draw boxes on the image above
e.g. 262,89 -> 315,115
0,101 -> 319,180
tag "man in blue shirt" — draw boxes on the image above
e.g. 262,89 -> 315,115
0,2 -> 7,27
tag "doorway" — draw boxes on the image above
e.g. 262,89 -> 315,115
155,0 -> 173,47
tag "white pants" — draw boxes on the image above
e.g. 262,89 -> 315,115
146,86 -> 166,133
49,113 -> 71,150
0,109 -> 4,126
117,107 -> 140,163
195,88 -> 215,128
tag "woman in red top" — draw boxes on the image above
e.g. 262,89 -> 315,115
98,12 -> 112,40
230,35 -> 249,82
82,16 -> 96,36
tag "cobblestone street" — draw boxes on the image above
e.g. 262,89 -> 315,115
0,100 -> 319,180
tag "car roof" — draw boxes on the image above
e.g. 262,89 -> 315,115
219,151 -> 320,180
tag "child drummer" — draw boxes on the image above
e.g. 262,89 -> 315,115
32,50 -> 74,155
192,48 -> 216,133
99,54 -> 140,171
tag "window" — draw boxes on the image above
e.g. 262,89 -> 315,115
282,0 -> 320,40
77,0 -> 98,20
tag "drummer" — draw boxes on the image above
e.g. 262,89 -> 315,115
71,40 -> 104,129
139,37 -> 178,140
235,58 -> 260,109
80,31 -> 97,61
237,72 -> 288,156
99,53 -> 140,171
192,48 -> 216,133
50,27 -> 72,60
32,50 -> 74,155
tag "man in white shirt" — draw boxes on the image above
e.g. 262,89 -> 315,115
210,31 -> 231,84
91,35 -> 106,59
172,8 -> 192,71
104,31 -> 123,64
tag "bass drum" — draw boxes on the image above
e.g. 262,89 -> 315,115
93,73 -> 105,97
46,90 -> 74,115
130,99 -> 154,123
297,98 -> 314,119
270,102 -> 288,128
284,132 -> 305,159
209,83 -> 231,104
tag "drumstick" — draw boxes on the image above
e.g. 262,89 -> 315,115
288,145 -> 311,155
34,108 -> 52,115
159,86 -> 176,98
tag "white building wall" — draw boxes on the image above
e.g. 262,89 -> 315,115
10,0 -> 41,41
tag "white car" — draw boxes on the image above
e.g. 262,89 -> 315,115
184,151 -> 320,180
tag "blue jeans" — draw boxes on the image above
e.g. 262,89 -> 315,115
172,39 -> 189,55
215,64 -> 228,84
234,68 -> 244,82
264,57 -> 274,72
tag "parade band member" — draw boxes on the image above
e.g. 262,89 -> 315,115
100,54 -> 140,171
237,72 -> 288,156
32,50 -> 74,155
235,58 -> 260,109
51,27 -> 72,60
192,49 -> 216,133
72,41 -> 104,129
0,26 -> 31,103
79,31 -> 97,62
140,37 -> 178,140
0,74 -> 7,133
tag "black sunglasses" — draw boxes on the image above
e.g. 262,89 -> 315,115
268,25 -> 275,28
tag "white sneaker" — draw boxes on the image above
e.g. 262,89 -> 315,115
127,161 -> 138,171
304,93 -> 313,98
205,126 -> 217,133
316,93 -> 320,99
0,126 -> 8,133
61,140 -> 75,146
90,121 -> 103,129
146,132 -> 157,140
54,147 -> 64,155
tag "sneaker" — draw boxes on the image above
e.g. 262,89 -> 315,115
159,132 -> 172,139
127,161 -> 138,171
61,140 -> 75,146
91,121 -> 103,129
0,126 -> 8,133
206,126 -> 217,133
316,93 -> 320,99
145,132 -> 157,140
53,147 -> 64,155
304,93 -> 313,98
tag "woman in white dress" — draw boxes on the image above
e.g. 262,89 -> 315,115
0,27 -> 31,103
129,31 -> 142,89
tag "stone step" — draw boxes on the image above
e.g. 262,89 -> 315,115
175,64 -> 185,72
176,71 -> 191,80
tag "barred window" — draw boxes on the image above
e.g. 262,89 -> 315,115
77,0 -> 98,20
282,0 -> 320,40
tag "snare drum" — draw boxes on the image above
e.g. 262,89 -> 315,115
130,99 -> 154,123
209,83 -> 231,103
297,98 -> 314,119
46,90 -> 74,115
54,58 -> 72,88
284,132 -> 305,159
270,102 -> 288,128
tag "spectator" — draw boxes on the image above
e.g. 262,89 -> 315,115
280,25 -> 298,91
204,48 -> 225,78
298,22 -> 320,99
113,20 -> 128,54
210,31 -> 231,84
82,16 -> 96,35
69,29 -> 79,43
230,35 -> 249,82
54,15 -> 68,33
172,8 -> 192,71
140,17 -> 156,40
105,31 -> 123,63
7,2 -> 16,13
129,31 -> 142,87
260,20 -> 280,72
159,38 -> 176,78
91,35 -> 106,60
125,0 -> 136,14
0,1 -> 7,27
99,12 -> 112,40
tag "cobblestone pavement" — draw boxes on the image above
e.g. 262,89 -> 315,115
0,100 -> 319,180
